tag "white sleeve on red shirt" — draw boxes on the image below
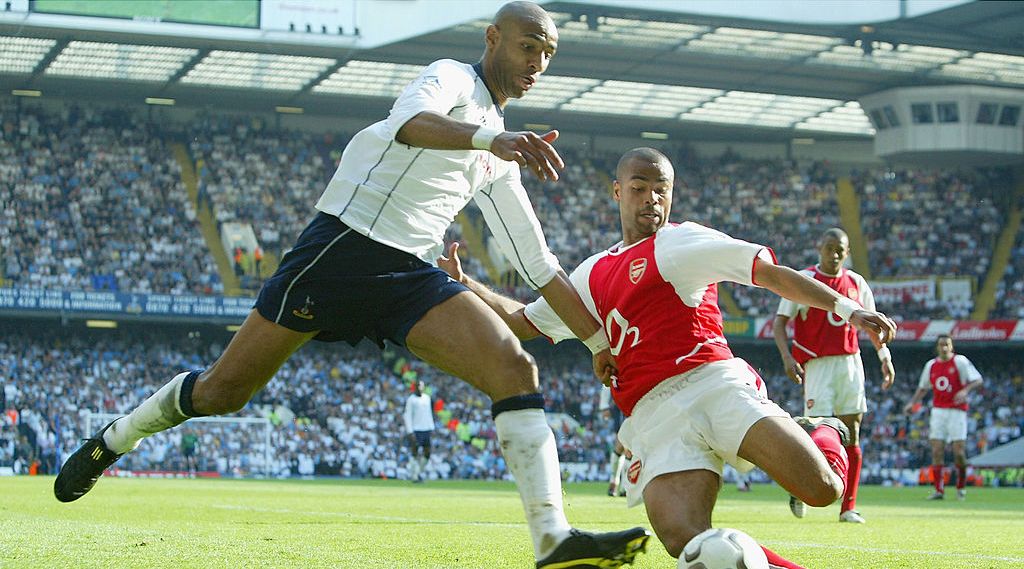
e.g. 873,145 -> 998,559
776,268 -> 815,319
954,354 -> 983,384
654,223 -> 774,308
851,271 -> 876,311
383,59 -> 474,139
777,296 -> 800,319
918,359 -> 936,390
474,167 -> 561,290
522,252 -> 603,342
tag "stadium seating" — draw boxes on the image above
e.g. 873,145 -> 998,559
3,331 -> 1021,488
189,114 -> 342,264
854,167 -> 1011,320
0,104 -> 221,295
992,228 -> 1024,319
2,104 -> 1013,323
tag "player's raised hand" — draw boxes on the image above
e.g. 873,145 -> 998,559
490,129 -> 564,181
436,242 -> 466,284
849,309 -> 898,345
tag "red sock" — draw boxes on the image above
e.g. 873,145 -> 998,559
761,545 -> 806,569
842,445 -> 862,512
956,465 -> 966,490
931,464 -> 945,493
809,424 -> 849,494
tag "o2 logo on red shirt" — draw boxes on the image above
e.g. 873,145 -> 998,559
605,308 -> 640,356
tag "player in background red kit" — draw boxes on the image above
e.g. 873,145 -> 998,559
440,148 -> 898,569
772,228 -> 895,524
903,335 -> 983,500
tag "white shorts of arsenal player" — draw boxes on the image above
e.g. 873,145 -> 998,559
929,407 -> 968,442
803,353 -> 867,417
616,358 -> 790,508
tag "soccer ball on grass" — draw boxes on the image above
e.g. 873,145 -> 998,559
679,527 -> 768,569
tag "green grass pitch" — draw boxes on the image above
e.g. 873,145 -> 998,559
2,477 -> 1022,568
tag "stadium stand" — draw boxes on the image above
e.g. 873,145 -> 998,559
854,167 -> 1012,320
2,328 -> 1021,488
0,103 -> 221,295
189,114 -> 341,250
0,98 -> 1020,488
992,226 -> 1024,319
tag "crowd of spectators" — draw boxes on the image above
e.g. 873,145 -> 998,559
745,344 -> 1024,488
992,226 -> 1024,319
189,114 -> 347,290
3,102 -> 1018,323
2,328 -> 1021,489
854,167 -> 1011,320
0,103 -> 220,295
1,105 -> 1021,486
675,151 -> 841,318
0,328 -> 615,482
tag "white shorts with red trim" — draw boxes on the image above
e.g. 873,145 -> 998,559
929,407 -> 968,442
616,358 -> 790,508
803,353 -> 867,417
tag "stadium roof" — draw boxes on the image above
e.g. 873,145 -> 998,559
1,1 -> 1023,141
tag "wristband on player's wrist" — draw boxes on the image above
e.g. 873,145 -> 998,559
471,126 -> 502,151
582,329 -> 610,354
833,296 -> 860,322
877,346 -> 891,362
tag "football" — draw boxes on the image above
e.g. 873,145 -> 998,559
680,527 -> 769,569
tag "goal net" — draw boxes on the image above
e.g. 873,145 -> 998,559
85,412 -> 273,478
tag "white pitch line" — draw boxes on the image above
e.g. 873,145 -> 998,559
211,504 -> 523,527
771,541 -> 1024,563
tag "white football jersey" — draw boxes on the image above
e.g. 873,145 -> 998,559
404,393 -> 435,433
316,59 -> 559,289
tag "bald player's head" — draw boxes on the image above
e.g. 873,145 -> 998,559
616,147 -> 673,182
493,1 -> 553,28
817,227 -> 850,274
614,147 -> 675,245
819,227 -> 848,246
482,2 -> 558,105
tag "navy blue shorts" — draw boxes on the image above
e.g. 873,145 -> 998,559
412,430 -> 432,449
255,212 -> 468,347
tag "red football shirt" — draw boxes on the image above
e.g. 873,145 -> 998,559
917,354 -> 983,411
777,266 -> 874,365
525,222 -> 774,415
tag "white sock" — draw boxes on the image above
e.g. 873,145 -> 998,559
613,453 -> 627,488
103,372 -> 193,454
417,456 -> 428,478
608,450 -> 621,484
494,408 -> 572,560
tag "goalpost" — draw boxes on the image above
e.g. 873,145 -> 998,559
85,412 -> 273,478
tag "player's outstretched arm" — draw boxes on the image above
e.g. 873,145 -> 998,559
903,387 -> 930,414
438,242 -> 617,384
437,242 -> 539,341
753,258 -> 897,346
396,111 -> 564,181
